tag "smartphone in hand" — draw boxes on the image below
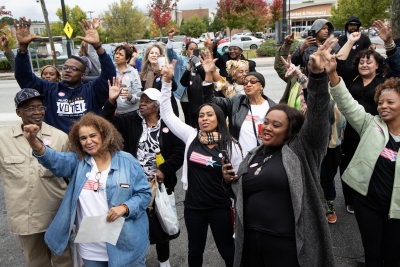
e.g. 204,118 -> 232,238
221,150 -> 235,176
308,30 -> 316,38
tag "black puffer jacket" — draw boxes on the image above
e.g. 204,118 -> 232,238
102,101 -> 185,191
203,83 -> 276,140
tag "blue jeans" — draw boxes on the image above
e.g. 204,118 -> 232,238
82,257 -> 146,267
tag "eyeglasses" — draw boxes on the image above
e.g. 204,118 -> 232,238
62,65 -> 84,72
93,172 -> 101,192
23,106 -> 47,113
243,78 -> 260,86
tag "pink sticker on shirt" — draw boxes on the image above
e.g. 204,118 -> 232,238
43,139 -> 51,146
375,126 -> 383,133
352,45 -> 357,50
250,163 -> 258,168
58,92 -> 65,97
162,127 -> 169,133
189,152 -> 215,167
380,148 -> 398,162
244,114 -> 260,122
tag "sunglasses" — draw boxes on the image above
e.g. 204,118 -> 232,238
243,78 -> 260,86
62,65 -> 84,72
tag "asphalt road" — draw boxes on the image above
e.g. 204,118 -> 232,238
0,69 -> 363,266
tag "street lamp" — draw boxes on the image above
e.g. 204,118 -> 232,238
86,11 -> 94,20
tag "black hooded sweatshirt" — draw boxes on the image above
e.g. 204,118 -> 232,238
338,16 -> 372,67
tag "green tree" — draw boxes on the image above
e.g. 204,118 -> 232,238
243,0 -> 269,33
181,15 -> 206,37
210,12 -> 225,33
0,26 -> 17,49
392,0 -> 400,38
330,0 -> 391,30
202,15 -> 211,32
0,16 -> 15,25
43,5 -> 86,44
103,0 -> 150,42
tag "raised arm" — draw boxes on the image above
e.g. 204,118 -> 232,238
23,124 -> 78,178
298,35 -> 339,153
275,33 -> 295,82
160,66 -> 196,142
337,32 -> 361,61
0,33 -> 15,72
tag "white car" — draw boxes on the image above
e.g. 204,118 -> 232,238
217,36 -> 264,53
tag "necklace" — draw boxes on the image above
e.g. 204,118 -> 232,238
253,146 -> 279,175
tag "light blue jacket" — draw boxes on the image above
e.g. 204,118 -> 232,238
35,147 -> 151,267
330,77 -> 400,219
167,45 -> 188,99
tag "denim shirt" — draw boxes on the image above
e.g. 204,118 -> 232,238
35,147 -> 151,267
167,47 -> 188,99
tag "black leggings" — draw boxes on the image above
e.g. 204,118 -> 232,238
242,228 -> 300,267
156,241 -> 170,262
354,194 -> 400,267
184,207 -> 234,267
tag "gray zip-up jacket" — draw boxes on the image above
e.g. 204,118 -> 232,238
230,72 -> 335,267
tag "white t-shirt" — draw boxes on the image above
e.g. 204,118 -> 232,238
76,157 -> 111,261
239,101 -> 270,157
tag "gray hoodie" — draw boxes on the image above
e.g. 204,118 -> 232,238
291,19 -> 339,72
115,64 -> 142,114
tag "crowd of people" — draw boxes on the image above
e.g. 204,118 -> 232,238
1,13 -> 400,267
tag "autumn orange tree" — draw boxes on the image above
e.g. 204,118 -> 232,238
148,0 -> 178,38
268,0 -> 282,30
216,0 -> 246,36
243,0 -> 270,33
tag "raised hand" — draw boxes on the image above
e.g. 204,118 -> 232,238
167,28 -> 175,39
76,19 -> 101,46
0,32 -> 10,52
374,20 -> 393,44
284,32 -> 295,45
309,35 -> 341,74
92,15 -> 101,29
301,36 -> 316,50
280,55 -> 302,78
13,17 -> 41,50
203,34 -> 213,51
349,32 -> 361,43
161,65 -> 174,83
108,77 -> 122,103
23,124 -> 40,142
200,50 -> 217,73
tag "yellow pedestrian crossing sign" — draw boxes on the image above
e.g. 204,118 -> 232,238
64,22 -> 73,39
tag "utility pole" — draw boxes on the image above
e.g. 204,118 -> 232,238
392,0 -> 400,38
39,0 -> 58,67
282,0 -> 287,43
60,0 -> 71,57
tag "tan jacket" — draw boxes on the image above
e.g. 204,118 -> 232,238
0,122 -> 69,235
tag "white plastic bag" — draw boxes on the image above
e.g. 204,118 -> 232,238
155,183 -> 180,236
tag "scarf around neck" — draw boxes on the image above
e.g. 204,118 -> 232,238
143,65 -> 161,90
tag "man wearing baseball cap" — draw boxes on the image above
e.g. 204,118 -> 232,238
338,15 -> 372,67
103,84 -> 184,267
0,89 -> 72,267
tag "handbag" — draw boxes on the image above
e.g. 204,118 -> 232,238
155,183 -> 180,236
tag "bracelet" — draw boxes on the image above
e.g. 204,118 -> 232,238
120,204 -> 129,216
32,143 -> 44,153
94,43 -> 102,50
384,41 -> 396,51
204,80 -> 213,83
298,74 -> 308,85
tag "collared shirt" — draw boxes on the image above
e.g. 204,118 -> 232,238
0,122 -> 69,235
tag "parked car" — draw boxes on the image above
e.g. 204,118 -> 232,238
218,36 -> 263,53
172,41 -> 185,55
12,48 -> 46,58
265,33 -> 275,39
333,30 -> 343,37
132,39 -> 153,45
217,37 -> 230,46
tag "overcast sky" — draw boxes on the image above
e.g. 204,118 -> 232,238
5,0 -> 303,22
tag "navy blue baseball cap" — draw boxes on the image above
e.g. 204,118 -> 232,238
14,88 -> 45,108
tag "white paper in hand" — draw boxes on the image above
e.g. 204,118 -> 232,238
74,215 -> 125,245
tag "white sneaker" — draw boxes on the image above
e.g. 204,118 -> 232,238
160,259 -> 171,267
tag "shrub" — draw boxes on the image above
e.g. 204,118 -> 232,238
257,39 -> 301,57
0,59 -> 11,70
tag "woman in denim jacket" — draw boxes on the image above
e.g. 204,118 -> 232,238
23,112 -> 152,267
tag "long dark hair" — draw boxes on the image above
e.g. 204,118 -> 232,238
266,104 -> 305,144
196,103 -> 236,157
